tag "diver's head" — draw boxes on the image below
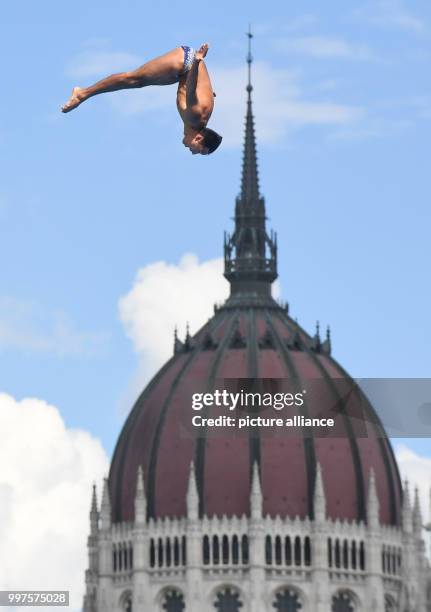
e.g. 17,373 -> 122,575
182,128 -> 223,155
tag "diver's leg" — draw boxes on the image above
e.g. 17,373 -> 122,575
61,47 -> 185,113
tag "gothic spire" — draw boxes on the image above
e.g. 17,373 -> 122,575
241,27 -> 260,203
224,29 -> 278,306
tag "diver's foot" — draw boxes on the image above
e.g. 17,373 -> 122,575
61,87 -> 85,113
196,43 -> 209,61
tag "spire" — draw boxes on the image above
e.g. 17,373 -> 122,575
313,462 -> 326,522
413,486 -> 423,536
134,465 -> 147,525
224,28 -> 278,306
241,26 -> 259,203
186,461 -> 199,520
250,461 -> 263,519
367,469 -> 380,529
100,477 -> 111,530
89,483 -> 99,535
402,479 -> 413,534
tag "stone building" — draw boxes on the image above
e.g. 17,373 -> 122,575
83,53 -> 431,612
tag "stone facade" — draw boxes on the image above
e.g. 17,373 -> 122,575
83,463 -> 431,612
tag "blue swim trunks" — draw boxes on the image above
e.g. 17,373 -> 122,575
181,45 -> 196,75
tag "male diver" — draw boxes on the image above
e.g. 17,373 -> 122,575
61,43 -> 222,155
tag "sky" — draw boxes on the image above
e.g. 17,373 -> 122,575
0,0 -> 431,607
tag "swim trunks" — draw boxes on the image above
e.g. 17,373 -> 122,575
181,45 -> 196,75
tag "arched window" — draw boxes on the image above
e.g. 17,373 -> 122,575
203,535 -> 210,565
162,589 -> 185,612
174,537 -> 180,566
214,587 -> 243,612
285,537 -> 292,566
359,542 -> 365,570
385,594 -> 396,612
129,543 -> 133,570
265,535 -> 272,565
121,592 -> 132,612
241,535 -> 249,565
222,535 -> 230,565
327,538 -> 333,568
213,536 -> 220,565
150,539 -> 155,568
343,540 -> 349,569
335,540 -> 341,568
158,538 -> 164,567
166,538 -> 172,567
181,536 -> 187,565
113,544 -> 117,572
275,536 -> 282,565
351,541 -> 357,570
294,537 -> 301,566
232,535 -> 239,565
272,588 -> 302,611
304,537 -> 311,566
332,591 -> 355,612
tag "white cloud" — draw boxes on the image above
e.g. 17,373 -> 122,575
0,393 -> 109,611
355,0 -> 426,33
118,254 -> 228,380
0,297 -> 108,356
276,36 -> 374,60
395,444 -> 431,531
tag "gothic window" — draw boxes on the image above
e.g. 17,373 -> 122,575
328,538 -> 333,568
158,538 -> 164,567
385,594 -> 396,612
162,590 -> 185,612
343,540 -> 349,569
222,535 -> 230,564
213,535 -> 220,565
304,537 -> 311,566
241,535 -> 249,564
265,535 -> 273,565
335,539 -> 341,568
351,541 -> 357,569
113,544 -> 117,572
359,542 -> 365,570
294,536 -> 301,566
232,535 -> 239,565
332,592 -> 355,612
174,537 -> 180,566
166,538 -> 172,567
203,535 -> 210,565
272,589 -> 302,612
214,587 -> 243,612
275,536 -> 282,565
285,537 -> 292,566
121,592 -> 132,612
181,536 -> 187,565
150,539 -> 155,568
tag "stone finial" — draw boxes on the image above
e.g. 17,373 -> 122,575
367,469 -> 380,528
314,462 -> 326,522
413,486 -> 423,536
134,465 -> 147,525
403,479 -> 413,534
90,483 -> 98,534
100,477 -> 111,530
187,461 -> 199,520
250,461 -> 263,519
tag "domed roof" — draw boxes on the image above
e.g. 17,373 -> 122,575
109,72 -> 402,528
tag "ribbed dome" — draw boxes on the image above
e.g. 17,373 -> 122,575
109,65 -> 402,529
109,305 -> 402,526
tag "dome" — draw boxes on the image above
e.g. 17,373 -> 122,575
109,83 -> 402,529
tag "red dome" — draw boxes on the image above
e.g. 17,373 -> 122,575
109,305 -> 402,526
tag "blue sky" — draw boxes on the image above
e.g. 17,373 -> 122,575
1,0 -> 431,461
